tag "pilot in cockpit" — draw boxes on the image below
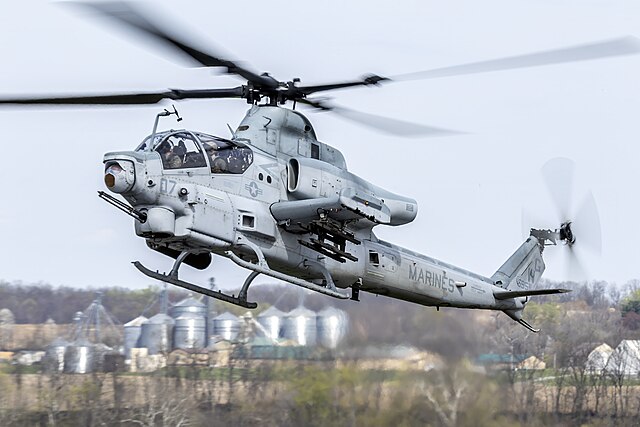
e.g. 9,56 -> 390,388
157,141 -> 183,168
203,140 -> 228,173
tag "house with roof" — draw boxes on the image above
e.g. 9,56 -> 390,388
585,343 -> 614,373
606,340 -> 640,377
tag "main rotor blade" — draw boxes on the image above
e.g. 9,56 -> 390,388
0,87 -> 245,105
72,1 -> 277,88
301,98 -> 463,137
391,37 -> 640,81
541,157 -> 575,223
297,75 -> 389,95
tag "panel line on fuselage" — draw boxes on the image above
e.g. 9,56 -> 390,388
376,240 -> 493,284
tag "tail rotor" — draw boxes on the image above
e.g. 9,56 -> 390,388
528,157 -> 602,280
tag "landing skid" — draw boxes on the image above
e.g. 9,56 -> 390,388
133,261 -> 258,308
133,248 -> 259,308
133,235 -> 350,309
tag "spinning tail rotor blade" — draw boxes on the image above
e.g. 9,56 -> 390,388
572,191 -> 602,255
564,244 -> 588,281
533,157 -> 602,280
391,37 -> 640,81
541,157 -> 575,223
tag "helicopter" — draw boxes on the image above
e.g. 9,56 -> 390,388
1,2 -> 635,332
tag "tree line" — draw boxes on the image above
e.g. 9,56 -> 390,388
2,278 -> 640,355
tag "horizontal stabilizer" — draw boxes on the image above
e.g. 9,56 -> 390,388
494,288 -> 570,300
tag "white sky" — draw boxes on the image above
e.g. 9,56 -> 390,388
1,0 -> 639,291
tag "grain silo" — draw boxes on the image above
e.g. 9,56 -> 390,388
173,312 -> 207,350
123,315 -> 147,360
44,338 -> 68,372
139,313 -> 174,354
257,306 -> 284,341
316,306 -> 348,349
170,297 -> 207,318
283,307 -> 317,346
64,340 -> 94,374
212,312 -> 240,341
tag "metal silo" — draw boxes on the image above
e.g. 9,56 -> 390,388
316,307 -> 348,349
139,313 -> 174,354
170,297 -> 207,318
64,340 -> 94,374
212,312 -> 240,341
257,306 -> 284,341
283,307 -> 317,346
123,315 -> 147,360
173,312 -> 207,350
44,338 -> 68,372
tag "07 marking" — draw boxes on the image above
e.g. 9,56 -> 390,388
160,178 -> 177,195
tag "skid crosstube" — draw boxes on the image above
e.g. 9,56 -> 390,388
225,251 -> 350,300
133,261 -> 258,309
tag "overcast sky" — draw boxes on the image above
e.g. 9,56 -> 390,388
1,0 -> 639,292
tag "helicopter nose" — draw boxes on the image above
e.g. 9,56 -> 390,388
104,160 -> 135,193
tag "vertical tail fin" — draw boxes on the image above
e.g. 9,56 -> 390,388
491,237 -> 545,291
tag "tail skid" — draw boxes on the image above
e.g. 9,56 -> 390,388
517,318 -> 540,333
498,288 -> 570,333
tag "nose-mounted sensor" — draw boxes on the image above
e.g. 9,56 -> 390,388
104,161 -> 135,193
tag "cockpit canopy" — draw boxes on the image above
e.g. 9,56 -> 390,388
137,130 -> 253,174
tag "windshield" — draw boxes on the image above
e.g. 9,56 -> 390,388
155,132 -> 207,169
136,131 -> 170,152
197,133 -> 253,174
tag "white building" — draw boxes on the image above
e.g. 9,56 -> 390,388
585,343 -> 614,373
606,340 -> 640,377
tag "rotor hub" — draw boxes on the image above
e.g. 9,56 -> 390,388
559,221 -> 576,246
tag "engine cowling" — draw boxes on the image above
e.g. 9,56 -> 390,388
286,157 -> 417,226
287,157 -> 324,199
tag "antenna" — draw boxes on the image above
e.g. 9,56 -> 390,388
149,105 -> 183,151
172,104 -> 183,122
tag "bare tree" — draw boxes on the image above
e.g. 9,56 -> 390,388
419,364 -> 469,427
0,371 -> 19,426
121,375 -> 193,427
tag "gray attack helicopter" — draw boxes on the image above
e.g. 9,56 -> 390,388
1,2 -> 634,332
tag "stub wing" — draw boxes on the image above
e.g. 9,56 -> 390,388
270,195 -> 382,226
493,288 -> 570,300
